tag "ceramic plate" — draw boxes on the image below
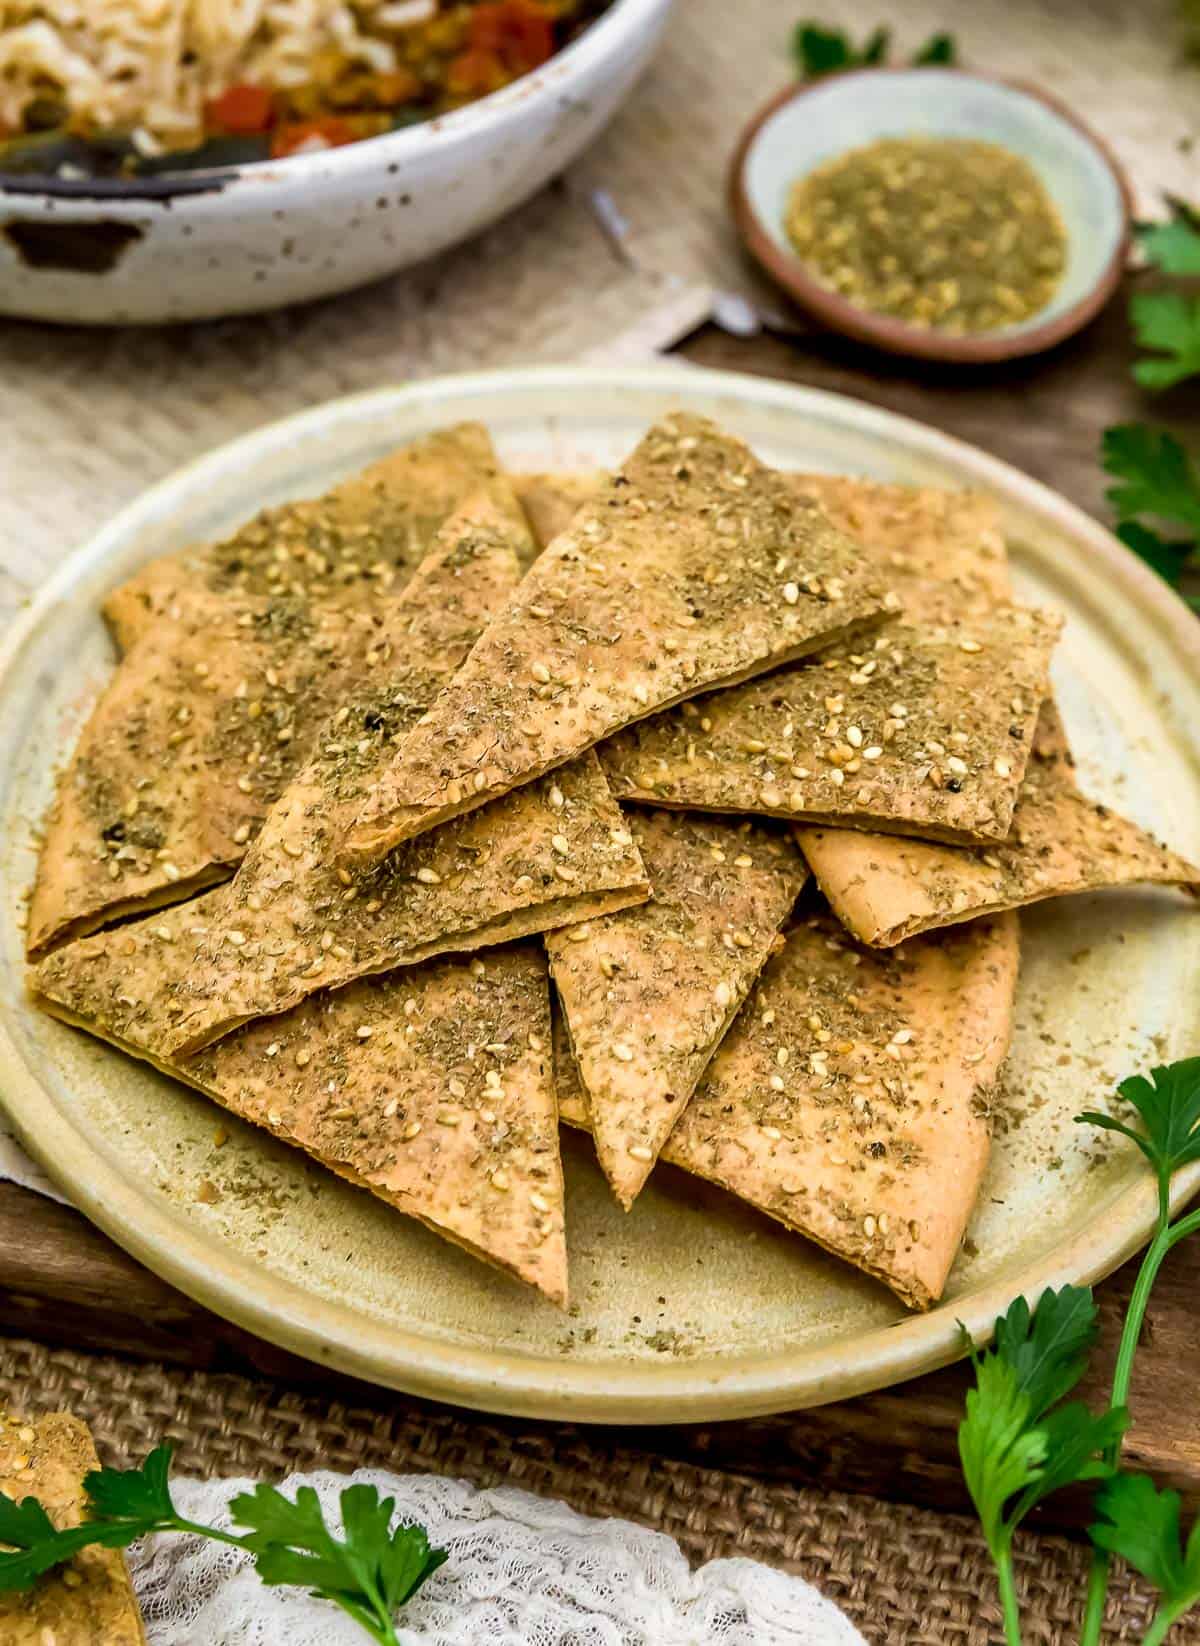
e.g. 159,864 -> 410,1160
2,365 -> 1197,1421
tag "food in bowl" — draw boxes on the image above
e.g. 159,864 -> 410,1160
0,0 -> 614,178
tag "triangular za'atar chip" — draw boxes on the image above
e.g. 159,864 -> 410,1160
38,943 -> 568,1304
601,603 -> 1060,844
510,470 -> 1011,618
546,811 -> 807,1208
29,473 -> 535,959
799,703 -> 1200,946
557,909 -> 1019,1310
103,422 -> 510,653
345,413 -> 897,863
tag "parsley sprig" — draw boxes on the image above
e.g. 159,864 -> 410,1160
958,1059 -> 1200,1645
1104,204 -> 1200,606
791,20 -> 956,79
0,1445 -> 446,1645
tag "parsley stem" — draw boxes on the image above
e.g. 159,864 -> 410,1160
1142,1599 -> 1190,1646
997,1546 -> 1024,1646
1079,1193 -> 1200,1646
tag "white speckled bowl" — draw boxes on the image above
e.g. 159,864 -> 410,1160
731,68 -> 1133,364
0,0 -> 673,326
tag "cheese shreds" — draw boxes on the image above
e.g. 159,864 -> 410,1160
104,422 -> 506,653
800,703 -> 1200,945
600,603 -> 1060,844
546,812 -> 806,1208
28,473 -> 532,960
0,1410 -> 145,1645
558,911 -> 1019,1310
41,945 -> 568,1305
344,413 -> 896,863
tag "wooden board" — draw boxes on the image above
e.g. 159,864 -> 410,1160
0,1175 -> 1195,1531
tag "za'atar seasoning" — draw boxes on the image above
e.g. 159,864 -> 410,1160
784,135 -> 1068,333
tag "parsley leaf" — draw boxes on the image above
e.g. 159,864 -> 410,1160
1092,1473 -> 1200,1610
791,21 -> 954,77
84,1442 -> 176,1525
959,1286 -> 1123,1560
0,1441 -> 446,1645
1078,1058 -> 1200,1181
1130,290 -> 1200,390
912,32 -> 957,64
1138,218 -> 1200,277
1102,426 -> 1200,537
992,1284 -> 1098,1417
231,1481 -> 446,1644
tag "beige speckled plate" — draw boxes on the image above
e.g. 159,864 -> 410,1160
2,366 -> 1198,1422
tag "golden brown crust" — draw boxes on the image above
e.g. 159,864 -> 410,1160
42,947 -> 568,1305
791,474 -> 1011,616
601,604 -> 1060,844
512,472 -> 606,554
103,423 -> 506,652
546,811 -> 806,1208
0,1411 -> 145,1645
345,414 -> 896,863
558,910 -> 1019,1309
30,439 -> 529,960
800,703 -> 1200,944
31,747 -> 649,1061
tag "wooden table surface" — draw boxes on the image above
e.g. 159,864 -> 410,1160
3,279 -> 1198,1529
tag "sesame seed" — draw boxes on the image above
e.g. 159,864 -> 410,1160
846,725 -> 863,748
491,1170 -> 510,1191
416,867 -> 441,885
994,756 -> 1012,777
295,1048 -> 311,1068
530,1191 -> 551,1213
162,862 -> 181,882
436,1109 -> 460,1127
337,867 -> 352,887
551,834 -> 570,856
628,1143 -> 654,1161
734,853 -> 753,868
383,1098 -> 398,1118
402,1122 -> 423,1141
947,756 -> 968,776
356,1025 -> 374,1040
863,746 -> 883,761
226,930 -> 246,947
714,980 -> 732,1007
770,1074 -> 785,1091
829,769 -> 845,788
448,1077 -> 467,1098
554,863 -> 577,882
632,682 -> 650,705
233,823 -> 251,845
549,785 -> 565,810
612,1042 -> 634,1062
863,1215 -> 877,1238
282,841 -> 303,859
776,1047 -> 789,1067
960,639 -> 983,653
530,661 -> 551,684
891,1028 -> 913,1045
529,1032 -> 544,1051
266,1043 -> 280,1058
761,1125 -> 783,1141
782,582 -> 800,604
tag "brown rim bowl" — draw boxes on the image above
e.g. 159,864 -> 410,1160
729,67 -> 1134,365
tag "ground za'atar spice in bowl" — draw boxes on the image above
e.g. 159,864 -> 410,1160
730,67 -> 1132,364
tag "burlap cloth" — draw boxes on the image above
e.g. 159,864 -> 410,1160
2,2 -> 1198,1640
0,1333 -> 1178,1644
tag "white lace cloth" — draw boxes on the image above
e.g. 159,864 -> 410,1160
127,1470 -> 864,1645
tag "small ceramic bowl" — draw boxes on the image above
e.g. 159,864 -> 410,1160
730,67 -> 1133,364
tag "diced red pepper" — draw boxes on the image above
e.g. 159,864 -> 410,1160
468,0 -> 555,75
445,46 -> 507,99
270,117 -> 358,158
204,83 -> 274,135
